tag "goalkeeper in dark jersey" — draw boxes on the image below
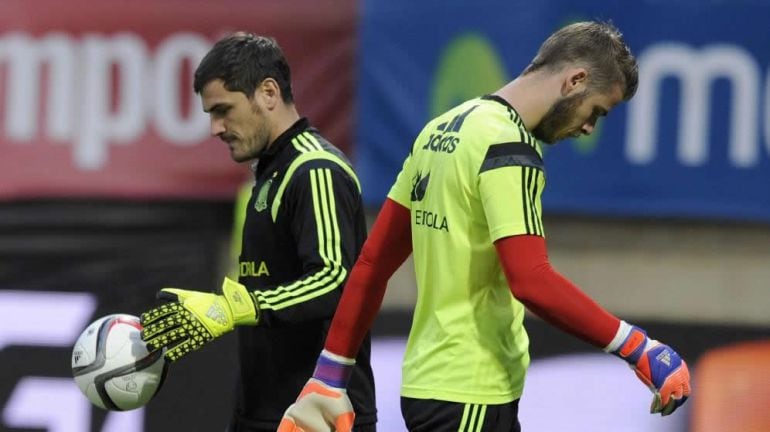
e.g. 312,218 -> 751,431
138,33 -> 377,432
281,21 -> 690,432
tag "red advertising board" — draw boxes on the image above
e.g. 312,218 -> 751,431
0,0 -> 356,199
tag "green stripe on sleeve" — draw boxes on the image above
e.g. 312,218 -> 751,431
299,131 -> 324,151
297,132 -> 323,151
256,168 -> 347,310
292,136 -> 314,153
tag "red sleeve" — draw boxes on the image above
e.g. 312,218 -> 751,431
325,198 -> 412,358
495,234 -> 620,348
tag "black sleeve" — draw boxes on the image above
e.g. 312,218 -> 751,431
253,159 -> 364,326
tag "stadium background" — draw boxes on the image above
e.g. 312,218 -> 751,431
1,0 -> 769,430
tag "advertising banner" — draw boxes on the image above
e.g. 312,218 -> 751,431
355,0 -> 770,222
0,0 -> 356,200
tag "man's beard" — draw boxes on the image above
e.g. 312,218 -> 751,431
239,102 -> 271,161
532,90 -> 587,144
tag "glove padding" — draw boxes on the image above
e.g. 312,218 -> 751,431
611,323 -> 691,415
140,277 -> 259,362
279,378 -> 355,432
280,350 -> 356,432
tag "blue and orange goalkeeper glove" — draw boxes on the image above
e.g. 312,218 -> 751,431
607,321 -> 691,415
140,277 -> 259,362
279,350 -> 356,432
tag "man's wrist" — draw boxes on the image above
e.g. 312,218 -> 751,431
222,277 -> 259,325
312,349 -> 355,388
606,321 -> 649,364
604,320 -> 634,353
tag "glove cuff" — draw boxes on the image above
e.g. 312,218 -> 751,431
221,277 -> 259,325
604,320 -> 633,353
312,349 -> 355,388
607,321 -> 650,364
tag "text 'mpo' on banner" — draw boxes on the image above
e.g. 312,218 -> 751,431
0,0 -> 356,200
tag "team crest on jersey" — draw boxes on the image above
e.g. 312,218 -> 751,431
254,172 -> 277,212
411,171 -> 430,202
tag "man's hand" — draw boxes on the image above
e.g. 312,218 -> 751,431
279,379 -> 354,432
140,277 -> 259,362
279,350 -> 356,432
609,322 -> 691,415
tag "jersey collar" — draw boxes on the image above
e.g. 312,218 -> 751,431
481,94 -> 526,127
251,117 -> 310,173
262,117 -> 310,158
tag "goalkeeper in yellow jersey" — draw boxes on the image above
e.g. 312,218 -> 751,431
281,21 -> 690,432
139,33 -> 376,432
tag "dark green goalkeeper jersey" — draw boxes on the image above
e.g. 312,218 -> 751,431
233,118 -> 376,430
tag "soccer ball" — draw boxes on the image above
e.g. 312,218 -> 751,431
71,313 -> 168,411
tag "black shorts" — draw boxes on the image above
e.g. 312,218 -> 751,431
401,397 -> 521,432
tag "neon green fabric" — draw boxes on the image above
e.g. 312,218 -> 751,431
388,97 -> 545,404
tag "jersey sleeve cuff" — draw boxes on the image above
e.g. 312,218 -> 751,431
312,349 -> 356,388
603,320 -> 633,353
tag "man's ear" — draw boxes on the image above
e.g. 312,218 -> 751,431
255,78 -> 281,110
562,68 -> 588,96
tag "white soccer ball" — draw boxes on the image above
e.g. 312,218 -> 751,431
71,313 -> 168,411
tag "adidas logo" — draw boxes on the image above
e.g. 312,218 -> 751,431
231,291 -> 243,305
206,304 -> 228,326
656,350 -> 672,367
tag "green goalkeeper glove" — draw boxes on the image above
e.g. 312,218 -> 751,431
140,277 -> 259,362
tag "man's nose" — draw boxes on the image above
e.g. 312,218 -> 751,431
211,118 -> 226,137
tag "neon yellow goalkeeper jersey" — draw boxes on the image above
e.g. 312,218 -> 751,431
388,95 -> 545,404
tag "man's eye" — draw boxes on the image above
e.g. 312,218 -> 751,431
211,107 -> 229,116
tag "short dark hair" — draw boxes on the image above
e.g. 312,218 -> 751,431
193,32 -> 294,103
523,21 -> 638,101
